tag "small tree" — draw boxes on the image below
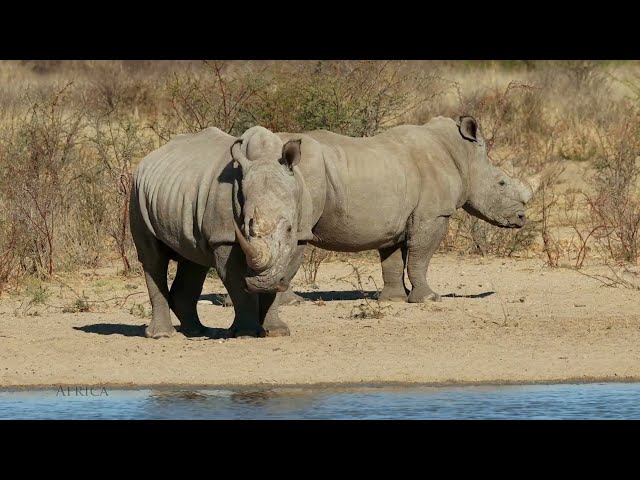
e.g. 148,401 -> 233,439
149,60 -> 268,143
585,116 -> 640,264
85,91 -> 151,275
0,83 -> 84,277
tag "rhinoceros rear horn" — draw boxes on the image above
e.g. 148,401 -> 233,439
231,139 -> 252,172
527,173 -> 542,195
519,174 -> 542,204
458,116 -> 479,143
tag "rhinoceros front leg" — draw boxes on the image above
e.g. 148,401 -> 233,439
259,292 -> 290,336
219,290 -> 296,337
169,259 -> 209,337
260,243 -> 306,336
406,216 -> 449,303
214,244 -> 263,338
377,243 -> 409,302
143,257 -> 177,339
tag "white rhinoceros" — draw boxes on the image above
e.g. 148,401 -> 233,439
130,126 -> 313,338
234,116 -> 540,335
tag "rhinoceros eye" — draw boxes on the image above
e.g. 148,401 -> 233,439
499,180 -> 506,186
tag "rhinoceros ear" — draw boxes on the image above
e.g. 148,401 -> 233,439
281,139 -> 302,171
458,116 -> 479,143
231,138 -> 252,171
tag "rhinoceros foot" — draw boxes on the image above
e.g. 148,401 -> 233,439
263,318 -> 291,337
377,286 -> 409,302
407,286 -> 441,303
178,323 -> 207,338
145,323 -> 177,339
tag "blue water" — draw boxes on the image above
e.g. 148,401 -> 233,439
1,383 -> 639,419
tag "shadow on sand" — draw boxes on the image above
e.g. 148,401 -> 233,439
199,291 -> 378,304
199,289 -> 496,304
442,291 -> 495,299
292,290 -> 495,301
72,290 -> 496,339
297,291 -> 378,302
73,324 -> 228,339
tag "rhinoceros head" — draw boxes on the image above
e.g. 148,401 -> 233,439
456,116 -> 539,228
230,126 -> 305,293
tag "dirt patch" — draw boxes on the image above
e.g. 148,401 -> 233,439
1,254 -> 639,388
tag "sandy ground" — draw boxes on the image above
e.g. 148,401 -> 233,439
1,254 -> 639,388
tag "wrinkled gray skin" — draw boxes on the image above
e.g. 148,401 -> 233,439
130,126 -> 312,338
241,116 -> 539,314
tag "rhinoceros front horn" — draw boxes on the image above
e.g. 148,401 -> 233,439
233,220 -> 271,272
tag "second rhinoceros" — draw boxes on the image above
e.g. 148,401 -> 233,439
251,116 -> 540,329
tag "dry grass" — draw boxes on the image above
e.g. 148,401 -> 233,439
0,60 -> 639,296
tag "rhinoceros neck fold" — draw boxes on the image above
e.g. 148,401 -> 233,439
462,201 -> 498,226
422,122 -> 473,209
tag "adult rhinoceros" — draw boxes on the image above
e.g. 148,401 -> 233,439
130,126 -> 314,339
249,116 -> 540,333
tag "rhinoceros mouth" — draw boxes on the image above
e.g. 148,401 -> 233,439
496,216 -> 525,229
462,204 -> 507,228
463,203 -> 526,229
507,214 -> 526,228
245,274 -> 289,293
504,210 -> 526,228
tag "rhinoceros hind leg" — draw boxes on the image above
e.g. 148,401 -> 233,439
378,243 -> 409,302
169,259 -> 209,337
406,216 -> 448,303
143,258 -> 177,339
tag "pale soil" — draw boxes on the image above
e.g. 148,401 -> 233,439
1,253 -> 639,388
